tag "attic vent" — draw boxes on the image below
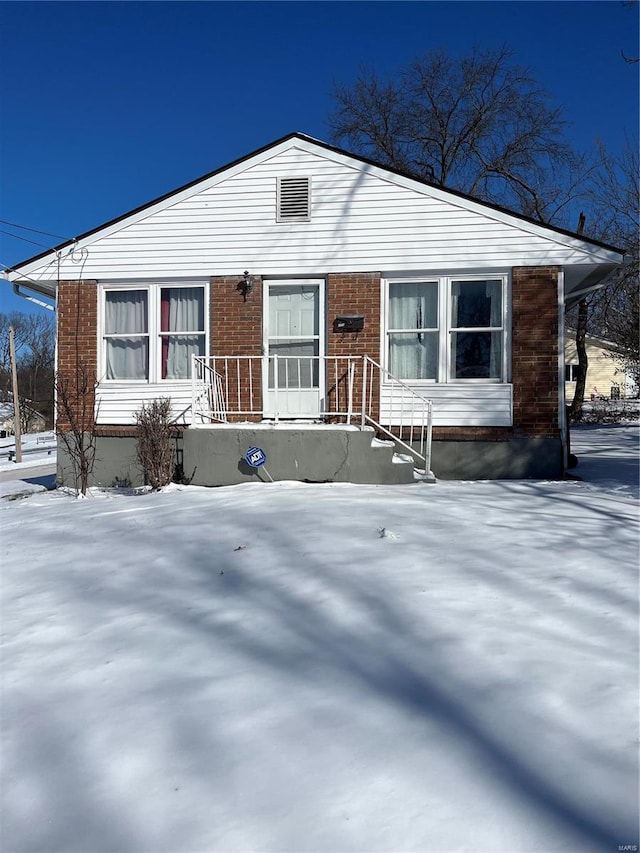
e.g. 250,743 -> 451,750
277,176 -> 311,222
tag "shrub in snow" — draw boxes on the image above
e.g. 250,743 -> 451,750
135,398 -> 175,490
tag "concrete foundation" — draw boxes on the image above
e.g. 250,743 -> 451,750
57,428 -> 565,489
57,425 -> 417,489
58,436 -> 141,489
430,437 -> 564,480
184,426 -> 416,486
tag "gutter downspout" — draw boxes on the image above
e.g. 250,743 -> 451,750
558,268 -> 568,473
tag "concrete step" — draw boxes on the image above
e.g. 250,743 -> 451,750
367,436 -> 415,484
185,424 -> 425,487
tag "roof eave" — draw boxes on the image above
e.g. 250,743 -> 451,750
5,131 -> 626,276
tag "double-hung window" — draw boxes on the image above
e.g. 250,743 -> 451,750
385,275 -> 507,383
450,279 -> 503,380
103,284 -> 206,381
388,281 -> 439,380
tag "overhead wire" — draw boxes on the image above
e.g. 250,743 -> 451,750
1,220 -> 77,314
0,229 -> 52,248
0,219 -> 71,241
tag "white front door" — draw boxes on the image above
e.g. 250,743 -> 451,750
263,280 -> 324,418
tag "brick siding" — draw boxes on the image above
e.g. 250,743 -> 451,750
511,266 -> 560,438
57,268 -> 560,442
56,280 -> 98,432
327,272 -> 381,417
210,275 -> 263,420
210,275 -> 263,357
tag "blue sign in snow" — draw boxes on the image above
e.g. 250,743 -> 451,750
245,446 -> 267,468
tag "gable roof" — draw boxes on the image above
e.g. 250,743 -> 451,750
4,131 -> 625,287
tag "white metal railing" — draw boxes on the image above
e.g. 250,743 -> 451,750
191,354 -> 433,475
192,355 -> 358,424
361,356 -> 432,474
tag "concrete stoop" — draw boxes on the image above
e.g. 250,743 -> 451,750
184,424 -> 427,487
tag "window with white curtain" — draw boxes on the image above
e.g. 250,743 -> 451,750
385,275 -> 507,383
102,285 -> 206,381
105,290 -> 149,380
388,282 -> 439,380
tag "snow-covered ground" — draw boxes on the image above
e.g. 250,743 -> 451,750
0,432 -> 56,498
0,430 -> 56,460
1,425 -> 638,852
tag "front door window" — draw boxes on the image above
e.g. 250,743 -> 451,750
264,281 -> 323,417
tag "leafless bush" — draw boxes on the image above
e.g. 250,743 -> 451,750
55,361 -> 97,496
135,398 -> 175,490
579,400 -> 640,424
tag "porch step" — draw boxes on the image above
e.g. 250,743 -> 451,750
367,435 -> 415,484
185,424 -> 430,487
371,436 -> 436,484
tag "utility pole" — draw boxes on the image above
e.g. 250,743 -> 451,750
9,325 -> 22,463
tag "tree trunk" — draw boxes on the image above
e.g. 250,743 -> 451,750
569,297 -> 589,420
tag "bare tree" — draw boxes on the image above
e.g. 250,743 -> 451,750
23,314 -> 55,396
55,360 -> 98,496
330,48 -> 635,420
0,311 -> 55,426
567,142 -> 639,415
0,313 -> 30,397
329,45 -> 590,224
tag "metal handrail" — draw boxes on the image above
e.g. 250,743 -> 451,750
361,355 -> 433,474
192,355 -> 359,424
191,353 -> 433,475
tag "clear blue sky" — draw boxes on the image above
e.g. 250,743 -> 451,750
1,0 -> 638,316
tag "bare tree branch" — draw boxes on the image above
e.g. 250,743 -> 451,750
329,45 -> 586,226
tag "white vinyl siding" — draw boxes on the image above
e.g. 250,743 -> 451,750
95,383 -> 194,426
380,383 -> 513,427
19,142 -> 621,283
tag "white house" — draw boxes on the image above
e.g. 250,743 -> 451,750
4,133 -> 624,485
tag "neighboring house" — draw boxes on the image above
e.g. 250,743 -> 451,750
565,332 -> 637,402
0,400 -> 46,437
3,133 -> 624,485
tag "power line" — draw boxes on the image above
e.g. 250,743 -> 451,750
0,260 -> 56,291
0,219 -> 70,240
0,229 -> 51,248
0,262 -> 57,311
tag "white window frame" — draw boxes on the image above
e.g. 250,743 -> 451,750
382,273 -> 510,384
100,281 -> 208,383
565,363 -> 579,382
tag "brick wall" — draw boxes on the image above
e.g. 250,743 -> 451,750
327,272 -> 381,416
210,275 -> 263,420
56,269 -> 560,440
432,427 -> 512,441
511,266 -> 560,438
431,266 -> 561,442
209,272 -> 382,420
56,280 -> 98,432
210,275 -> 263,357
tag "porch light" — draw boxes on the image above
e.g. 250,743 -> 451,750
238,270 -> 254,301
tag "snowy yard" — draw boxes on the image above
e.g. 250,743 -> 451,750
1,425 -> 638,852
